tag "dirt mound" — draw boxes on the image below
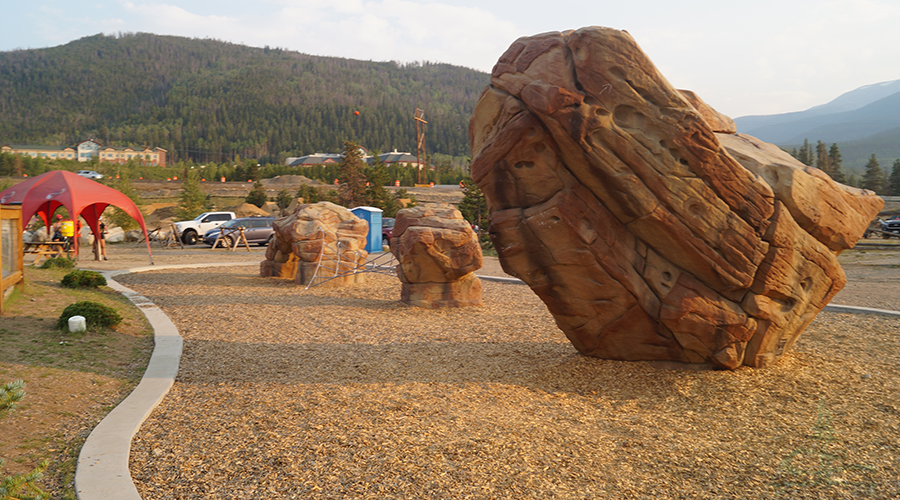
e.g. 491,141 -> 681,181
261,175 -> 323,187
261,201 -> 281,214
230,203 -> 271,217
142,203 -> 179,225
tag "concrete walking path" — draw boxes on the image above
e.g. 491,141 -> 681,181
75,263 -> 257,500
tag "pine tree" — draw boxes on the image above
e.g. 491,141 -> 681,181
245,180 -> 268,208
888,159 -> 900,196
0,380 -> 25,412
1,380 -> 49,500
796,139 -> 813,166
457,176 -> 492,250
12,155 -> 23,178
394,188 -> 418,209
176,169 -> 210,219
275,188 -> 293,215
107,170 -> 144,230
364,156 -> 400,216
246,160 -> 260,182
814,140 -> 829,172
457,176 -> 487,230
827,143 -> 845,183
296,184 -> 320,204
861,154 -> 886,193
336,141 -> 368,208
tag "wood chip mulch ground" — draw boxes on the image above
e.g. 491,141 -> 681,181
115,265 -> 900,499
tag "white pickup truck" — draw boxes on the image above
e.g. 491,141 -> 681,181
174,211 -> 235,245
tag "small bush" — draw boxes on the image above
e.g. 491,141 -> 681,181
0,459 -> 49,500
57,301 -> 122,330
61,270 -> 107,289
39,257 -> 75,269
1,380 -> 49,500
245,180 -> 268,208
0,380 -> 25,413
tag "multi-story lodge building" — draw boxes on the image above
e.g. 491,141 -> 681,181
1,140 -> 167,167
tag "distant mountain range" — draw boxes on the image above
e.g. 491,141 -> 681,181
734,80 -> 900,173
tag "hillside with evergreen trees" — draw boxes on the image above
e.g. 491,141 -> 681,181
0,33 -> 489,163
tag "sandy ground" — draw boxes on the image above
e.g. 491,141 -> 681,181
70,243 -> 900,499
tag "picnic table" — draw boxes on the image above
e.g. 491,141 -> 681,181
24,241 -> 72,265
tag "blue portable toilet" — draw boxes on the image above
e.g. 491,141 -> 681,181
350,206 -> 383,253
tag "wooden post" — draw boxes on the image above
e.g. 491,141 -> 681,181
415,108 -> 427,185
1,204 -> 25,314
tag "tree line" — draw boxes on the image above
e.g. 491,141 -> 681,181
789,139 -> 900,195
0,151 -> 470,187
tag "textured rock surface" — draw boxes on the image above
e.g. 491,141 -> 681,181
260,201 -> 368,286
470,26 -> 884,368
391,203 -> 484,308
718,133 -> 882,251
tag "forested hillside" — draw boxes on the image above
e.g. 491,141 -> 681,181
0,33 -> 489,163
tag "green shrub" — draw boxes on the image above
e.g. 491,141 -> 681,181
39,257 -> 75,269
245,180 -> 268,208
61,270 -> 107,289
1,380 -> 49,500
0,380 -> 25,413
0,459 -> 49,500
56,301 -> 122,330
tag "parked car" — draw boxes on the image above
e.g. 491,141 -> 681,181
203,216 -> 277,248
382,217 -> 395,245
76,170 -> 103,180
882,218 -> 900,239
174,211 -> 235,245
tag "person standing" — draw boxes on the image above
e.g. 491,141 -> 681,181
98,219 -> 108,260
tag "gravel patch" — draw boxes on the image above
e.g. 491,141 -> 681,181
115,264 -> 900,499
833,251 -> 900,312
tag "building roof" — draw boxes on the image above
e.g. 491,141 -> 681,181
3,142 -> 164,153
99,146 -> 163,153
2,144 -> 76,151
374,151 -> 419,164
286,153 -> 342,166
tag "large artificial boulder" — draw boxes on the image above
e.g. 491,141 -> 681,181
391,203 -> 484,308
79,226 -> 95,245
469,26 -> 883,368
23,230 -> 46,243
105,226 -> 126,243
260,201 -> 369,286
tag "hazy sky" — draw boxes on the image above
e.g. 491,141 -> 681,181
3,0 -> 899,118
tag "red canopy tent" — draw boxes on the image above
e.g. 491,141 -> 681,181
0,170 -> 153,264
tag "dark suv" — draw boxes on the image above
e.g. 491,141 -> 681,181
203,216 -> 277,247
882,218 -> 900,239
